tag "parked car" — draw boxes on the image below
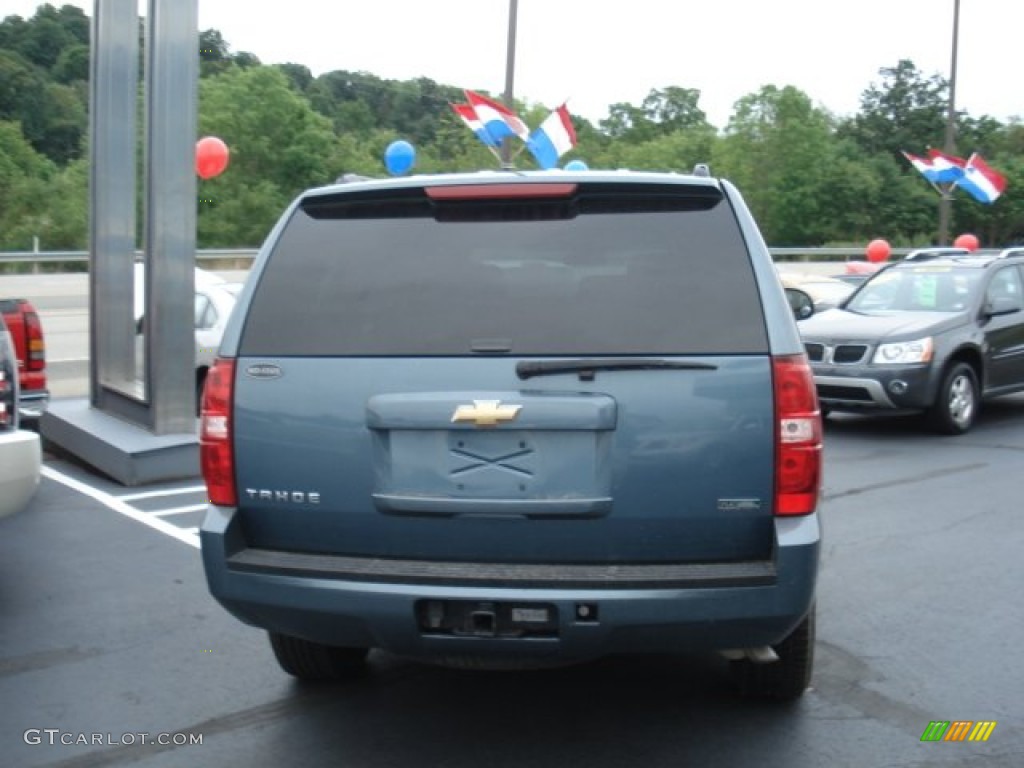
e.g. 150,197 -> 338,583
133,264 -> 242,412
199,167 -> 823,700
778,270 -> 857,313
0,315 -> 42,519
0,297 -> 48,424
799,247 -> 1024,433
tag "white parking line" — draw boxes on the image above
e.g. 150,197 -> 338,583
152,503 -> 209,517
116,485 -> 207,502
41,466 -> 200,549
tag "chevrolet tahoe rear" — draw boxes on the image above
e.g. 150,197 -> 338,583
200,170 -> 822,700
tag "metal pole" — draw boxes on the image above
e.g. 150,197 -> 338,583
500,0 -> 518,167
938,0 -> 960,245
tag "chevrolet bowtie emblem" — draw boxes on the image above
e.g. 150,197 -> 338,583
451,399 -> 523,428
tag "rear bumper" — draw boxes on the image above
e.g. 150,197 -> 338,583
0,430 -> 42,518
200,508 -> 820,663
18,388 -> 50,422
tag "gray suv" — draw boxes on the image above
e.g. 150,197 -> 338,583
199,169 -> 823,700
800,248 -> 1024,434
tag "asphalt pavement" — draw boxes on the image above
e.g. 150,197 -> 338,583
1,401 -> 1022,767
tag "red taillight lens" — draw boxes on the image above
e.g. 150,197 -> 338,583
0,370 -> 12,429
200,357 -> 236,506
25,308 -> 45,371
774,354 -> 822,516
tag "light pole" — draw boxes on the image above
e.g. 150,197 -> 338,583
500,0 -> 518,167
938,0 -> 960,245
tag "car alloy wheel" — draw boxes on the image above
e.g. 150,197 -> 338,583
929,362 -> 978,435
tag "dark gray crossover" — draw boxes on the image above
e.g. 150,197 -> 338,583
199,169 -> 823,700
800,248 -> 1024,434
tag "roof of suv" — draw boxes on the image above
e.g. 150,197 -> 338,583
893,247 -> 1024,269
305,168 -> 722,198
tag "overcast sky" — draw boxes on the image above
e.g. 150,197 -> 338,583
5,0 -> 1022,128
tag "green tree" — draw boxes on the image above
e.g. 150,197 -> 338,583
12,4 -> 74,70
51,41 -> 88,83
837,60 -> 947,160
196,66 -> 340,245
199,28 -> 231,78
642,86 -> 709,132
275,62 -> 313,93
600,101 -> 654,142
717,86 -> 839,244
0,120 -> 57,250
0,48 -> 85,164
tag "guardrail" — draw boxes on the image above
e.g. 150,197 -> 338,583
0,246 -> 913,267
0,249 -> 259,265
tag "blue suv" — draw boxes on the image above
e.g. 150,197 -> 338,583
199,169 -> 823,700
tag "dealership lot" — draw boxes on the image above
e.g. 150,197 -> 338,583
1,402 -> 1023,767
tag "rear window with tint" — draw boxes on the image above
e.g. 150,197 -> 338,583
239,182 -> 768,356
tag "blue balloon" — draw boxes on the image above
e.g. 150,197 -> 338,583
564,159 -> 589,171
384,140 -> 416,176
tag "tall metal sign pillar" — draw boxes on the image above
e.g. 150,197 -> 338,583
938,0 -> 961,245
500,0 -> 518,168
90,0 -> 198,435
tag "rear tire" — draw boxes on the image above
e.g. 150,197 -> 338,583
927,362 -> 978,435
731,605 -> 815,702
268,632 -> 369,681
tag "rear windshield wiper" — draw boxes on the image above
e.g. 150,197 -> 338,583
516,358 -> 718,381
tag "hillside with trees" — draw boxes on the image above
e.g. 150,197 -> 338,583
1,2 -> 1022,252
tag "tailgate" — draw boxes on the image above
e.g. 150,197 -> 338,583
232,356 -> 775,564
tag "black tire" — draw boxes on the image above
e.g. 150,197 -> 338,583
927,362 -> 978,435
268,632 -> 369,681
731,606 -> 815,702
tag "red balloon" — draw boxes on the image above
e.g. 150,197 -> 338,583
865,238 -> 891,264
953,233 -> 979,252
195,136 -> 230,180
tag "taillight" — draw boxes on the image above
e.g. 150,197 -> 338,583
773,354 -> 822,516
0,368 -> 13,430
24,307 -> 45,372
200,357 -> 236,506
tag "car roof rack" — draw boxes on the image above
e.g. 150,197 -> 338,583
996,247 -> 1024,259
902,247 -> 971,262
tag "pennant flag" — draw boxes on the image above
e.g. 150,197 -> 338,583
526,104 -> 578,170
925,148 -> 967,184
957,153 -> 1008,204
464,90 -> 530,143
451,103 -> 500,148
